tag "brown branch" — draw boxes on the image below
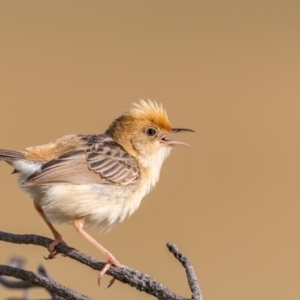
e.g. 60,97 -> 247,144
0,231 -> 201,300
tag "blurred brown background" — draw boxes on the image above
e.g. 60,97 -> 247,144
0,1 -> 300,299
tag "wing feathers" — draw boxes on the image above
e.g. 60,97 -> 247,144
102,164 -> 124,177
25,135 -> 139,186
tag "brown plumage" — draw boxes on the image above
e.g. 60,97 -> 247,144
25,135 -> 139,186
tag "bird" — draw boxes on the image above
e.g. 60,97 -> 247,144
0,99 -> 194,285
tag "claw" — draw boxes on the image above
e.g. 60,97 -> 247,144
44,238 -> 66,259
98,262 -> 112,286
97,260 -> 122,288
44,253 -> 56,260
106,277 -> 116,289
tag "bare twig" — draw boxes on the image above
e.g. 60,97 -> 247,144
167,243 -> 202,300
0,260 -> 65,300
0,265 -> 91,300
0,259 -> 77,300
0,231 -> 201,300
0,257 -> 32,289
37,264 -> 65,299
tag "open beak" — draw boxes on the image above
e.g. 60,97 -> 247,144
160,128 -> 195,147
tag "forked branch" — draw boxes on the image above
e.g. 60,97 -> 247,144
0,231 -> 202,300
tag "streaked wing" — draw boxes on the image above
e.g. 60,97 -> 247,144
25,139 -> 139,186
86,143 -> 139,185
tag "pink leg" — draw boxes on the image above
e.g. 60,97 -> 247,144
73,217 -> 122,287
34,201 -> 66,259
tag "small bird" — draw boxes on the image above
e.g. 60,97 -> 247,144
0,100 -> 194,285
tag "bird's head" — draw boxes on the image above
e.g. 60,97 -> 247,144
106,100 -> 194,168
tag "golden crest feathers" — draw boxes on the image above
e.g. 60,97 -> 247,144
128,99 -> 172,131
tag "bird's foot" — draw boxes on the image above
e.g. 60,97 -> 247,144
98,258 -> 122,288
44,237 -> 67,260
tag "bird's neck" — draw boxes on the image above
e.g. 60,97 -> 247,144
137,147 -> 172,194
106,132 -> 138,158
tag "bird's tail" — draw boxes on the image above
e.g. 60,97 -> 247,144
0,149 -> 25,162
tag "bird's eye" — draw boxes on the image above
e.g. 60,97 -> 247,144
145,128 -> 157,137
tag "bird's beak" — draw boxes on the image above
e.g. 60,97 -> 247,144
160,128 -> 195,147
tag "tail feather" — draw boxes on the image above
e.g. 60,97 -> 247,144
0,149 -> 25,162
